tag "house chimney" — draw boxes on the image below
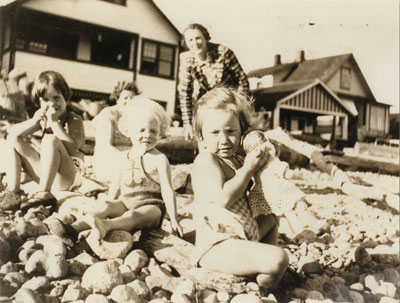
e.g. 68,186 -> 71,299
274,54 -> 281,66
296,50 -> 305,62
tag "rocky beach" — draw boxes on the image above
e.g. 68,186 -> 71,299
0,151 -> 398,303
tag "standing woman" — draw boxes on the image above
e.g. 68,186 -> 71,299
178,23 -> 250,140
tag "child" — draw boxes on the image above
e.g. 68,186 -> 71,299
92,81 -> 140,183
3,71 -> 84,211
191,87 -> 288,289
76,98 -> 183,241
243,130 -> 325,238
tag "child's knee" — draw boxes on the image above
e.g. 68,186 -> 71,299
41,135 -> 61,149
275,248 -> 289,275
6,135 -> 22,151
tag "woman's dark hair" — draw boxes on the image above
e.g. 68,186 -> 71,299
31,71 -> 71,106
109,81 -> 140,104
182,23 -> 211,49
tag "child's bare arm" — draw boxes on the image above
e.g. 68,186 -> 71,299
96,115 -> 115,147
108,171 -> 121,200
8,107 -> 45,138
156,153 -> 183,236
48,111 -> 84,155
107,154 -> 124,200
193,150 -> 266,208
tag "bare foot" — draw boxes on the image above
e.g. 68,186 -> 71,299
80,214 -> 109,240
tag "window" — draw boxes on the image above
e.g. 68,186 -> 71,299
140,39 -> 175,78
340,67 -> 351,90
15,8 -> 137,70
90,27 -> 134,69
370,105 -> 385,131
16,9 -> 79,60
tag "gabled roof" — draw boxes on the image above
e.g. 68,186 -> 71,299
247,62 -> 297,78
252,80 -> 313,107
249,53 -> 387,105
151,0 -> 181,37
248,53 -> 352,82
253,79 -> 358,116
286,53 -> 352,83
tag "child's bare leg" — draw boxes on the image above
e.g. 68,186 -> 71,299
39,135 -> 76,191
72,200 -> 127,232
6,136 -> 40,190
294,200 -> 319,227
284,210 -> 304,236
257,214 -> 279,245
199,239 -> 288,289
85,205 -> 162,240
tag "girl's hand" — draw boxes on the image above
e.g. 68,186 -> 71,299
243,146 -> 268,174
32,105 -> 48,124
45,104 -> 58,123
170,218 -> 183,237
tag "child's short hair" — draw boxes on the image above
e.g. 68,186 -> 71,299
118,96 -> 171,137
109,81 -> 140,104
31,71 -> 71,106
193,87 -> 254,140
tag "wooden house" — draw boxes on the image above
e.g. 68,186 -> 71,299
0,0 -> 181,114
248,51 -> 391,142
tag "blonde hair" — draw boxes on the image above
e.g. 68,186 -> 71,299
193,87 -> 254,140
118,96 -> 171,137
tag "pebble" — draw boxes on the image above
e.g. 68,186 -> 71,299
81,261 -> 123,294
200,289 -> 218,303
0,163 -> 398,303
231,293 -> 261,303
85,294 -> 110,303
61,284 -> 88,302
216,290 -> 230,302
364,274 -> 384,293
350,283 -> 364,291
124,249 -> 149,273
375,282 -> 397,298
383,268 -> 399,286
21,276 -> 50,293
109,285 -> 140,303
127,279 -> 150,301
348,290 -> 365,303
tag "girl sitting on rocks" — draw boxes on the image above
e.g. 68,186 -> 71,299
68,98 -> 183,243
191,87 -> 288,290
3,70 -> 85,212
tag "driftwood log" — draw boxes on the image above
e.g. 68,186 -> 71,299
323,154 -> 399,176
267,127 -> 399,176
137,229 -> 249,294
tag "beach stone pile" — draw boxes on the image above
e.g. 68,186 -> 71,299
0,164 -> 399,303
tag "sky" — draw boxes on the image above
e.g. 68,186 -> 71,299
154,0 -> 399,113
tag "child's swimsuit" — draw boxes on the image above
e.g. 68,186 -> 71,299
193,155 -> 259,266
248,158 -> 304,217
119,152 -> 166,219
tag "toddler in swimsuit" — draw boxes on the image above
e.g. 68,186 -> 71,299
191,87 -> 288,289
79,98 -> 183,240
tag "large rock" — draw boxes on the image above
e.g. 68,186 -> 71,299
124,249 -> 149,273
81,261 -> 123,294
84,230 -> 133,260
109,285 -> 140,303
25,250 -> 68,279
